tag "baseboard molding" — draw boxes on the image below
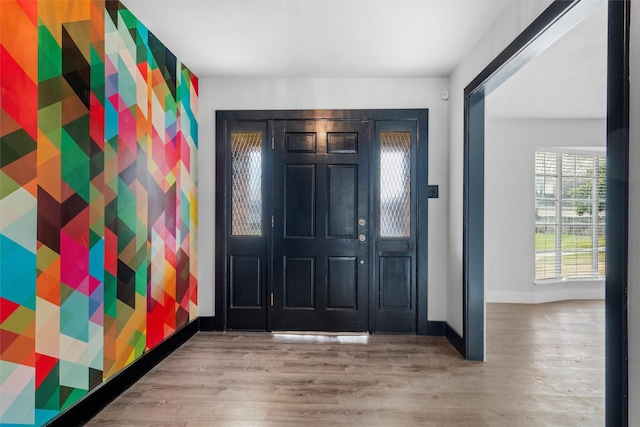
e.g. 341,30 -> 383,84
486,279 -> 605,304
46,319 -> 199,427
199,316 -> 216,331
444,323 -> 465,357
428,321 -> 466,358
426,320 -> 445,336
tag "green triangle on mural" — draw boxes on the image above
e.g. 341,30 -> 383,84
90,46 -> 105,105
0,129 -> 37,168
61,129 -> 91,202
39,390 -> 62,412
135,263 -> 147,297
105,199 -> 117,231
60,386 -> 88,411
119,8 -> 138,30
128,329 -> 146,357
90,150 -> 105,181
0,171 -> 21,199
35,365 -> 60,410
38,23 -> 62,81
64,116 -> 91,155
61,128 -> 88,166
103,273 -> 117,318
134,242 -> 148,272
64,166 -> 91,202
38,102 -> 62,142
89,229 -> 102,248
116,219 -> 135,254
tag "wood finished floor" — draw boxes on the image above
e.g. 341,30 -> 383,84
87,300 -> 604,426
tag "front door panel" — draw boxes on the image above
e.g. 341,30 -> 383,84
272,119 -> 369,331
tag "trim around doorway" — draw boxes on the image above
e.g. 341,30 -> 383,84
215,109 -> 430,335
462,0 -> 629,425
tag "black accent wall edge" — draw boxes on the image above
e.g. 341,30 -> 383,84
199,316 -> 216,331
426,320 -> 445,336
445,323 -> 465,357
45,319 -> 199,427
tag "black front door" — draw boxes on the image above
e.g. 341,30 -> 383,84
271,119 -> 369,331
215,110 -> 429,334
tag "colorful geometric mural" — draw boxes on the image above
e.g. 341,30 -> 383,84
0,1 -> 198,425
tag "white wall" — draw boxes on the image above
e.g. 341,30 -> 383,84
197,77 -> 450,320
628,1 -> 639,423
447,0 -> 554,335
484,118 -> 605,304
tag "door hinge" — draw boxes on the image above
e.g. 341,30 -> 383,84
271,214 -> 274,228
271,136 -> 275,149
270,292 -> 274,306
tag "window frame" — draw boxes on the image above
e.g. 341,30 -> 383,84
534,149 -> 606,282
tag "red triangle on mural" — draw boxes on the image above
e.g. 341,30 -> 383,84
36,353 -> 59,388
0,45 -> 38,140
0,298 -> 20,323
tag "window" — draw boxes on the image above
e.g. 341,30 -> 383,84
535,151 -> 606,280
379,131 -> 411,237
231,131 -> 262,236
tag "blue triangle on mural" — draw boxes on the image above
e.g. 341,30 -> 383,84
0,235 -> 36,310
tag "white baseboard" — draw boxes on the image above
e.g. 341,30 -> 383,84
486,279 -> 605,304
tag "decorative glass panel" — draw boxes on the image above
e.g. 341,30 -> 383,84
231,132 -> 262,235
379,131 -> 411,237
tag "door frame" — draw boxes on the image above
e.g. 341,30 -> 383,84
461,0 -> 628,424
215,109 -> 429,334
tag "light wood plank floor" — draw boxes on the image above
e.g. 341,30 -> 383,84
88,300 -> 604,426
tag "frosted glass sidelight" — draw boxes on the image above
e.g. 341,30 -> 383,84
379,131 -> 411,237
232,132 -> 262,235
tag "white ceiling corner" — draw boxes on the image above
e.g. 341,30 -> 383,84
121,0 -> 607,120
121,0 -> 511,78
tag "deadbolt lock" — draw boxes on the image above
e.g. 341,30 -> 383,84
358,234 -> 366,242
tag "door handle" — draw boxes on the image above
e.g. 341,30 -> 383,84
358,234 -> 366,242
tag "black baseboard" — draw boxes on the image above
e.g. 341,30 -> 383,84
46,319 -> 199,427
426,320 -> 445,336
444,323 -> 465,357
199,316 -> 216,331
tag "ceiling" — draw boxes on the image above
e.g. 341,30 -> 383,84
122,0 -> 607,120
122,0 -> 510,78
486,1 -> 607,119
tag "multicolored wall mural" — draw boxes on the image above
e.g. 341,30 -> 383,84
0,0 -> 198,425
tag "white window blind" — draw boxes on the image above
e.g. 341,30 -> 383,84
535,151 -> 606,280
